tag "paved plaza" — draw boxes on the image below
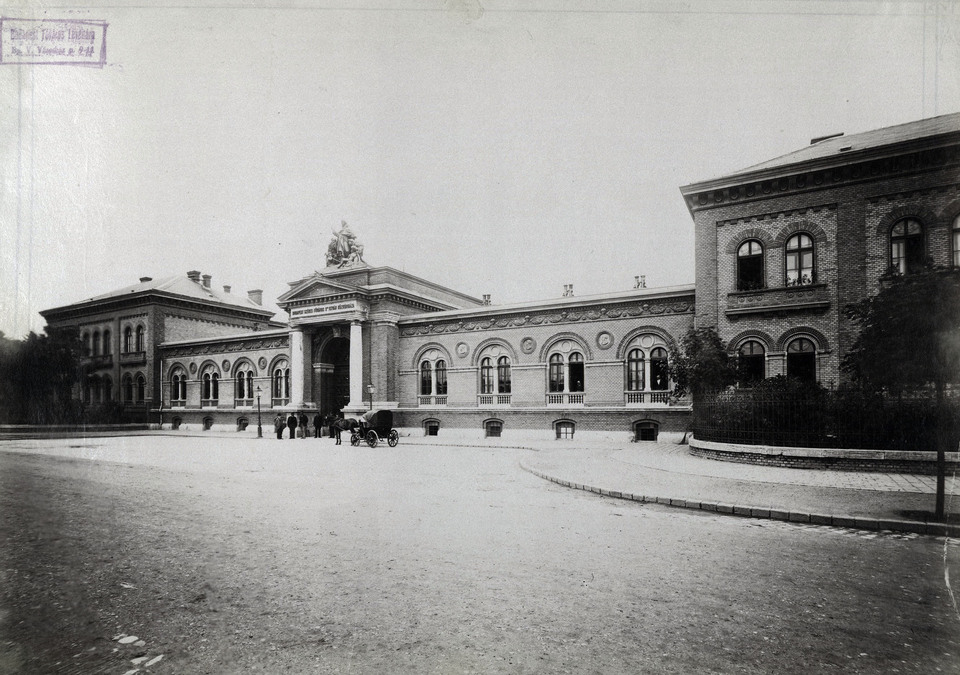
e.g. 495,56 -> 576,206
1,434 -> 959,674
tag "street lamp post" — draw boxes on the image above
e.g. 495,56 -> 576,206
256,385 -> 263,438
366,384 -> 375,411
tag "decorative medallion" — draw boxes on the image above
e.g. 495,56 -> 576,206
456,342 -> 469,358
258,357 -> 267,369
640,335 -> 655,349
490,346 -> 501,357
222,359 -> 231,372
189,362 -> 198,374
521,337 -> 536,354
560,340 -> 572,353
596,332 -> 613,350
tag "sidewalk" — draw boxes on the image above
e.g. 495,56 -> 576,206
407,437 -> 960,537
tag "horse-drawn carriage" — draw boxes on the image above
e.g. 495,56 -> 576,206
349,409 -> 399,448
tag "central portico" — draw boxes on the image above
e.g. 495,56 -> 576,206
277,262 -> 485,416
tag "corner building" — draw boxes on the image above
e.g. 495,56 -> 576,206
681,113 -> 960,385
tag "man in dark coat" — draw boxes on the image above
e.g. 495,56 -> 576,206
313,412 -> 322,438
286,413 -> 297,440
273,413 -> 284,440
298,412 -> 308,438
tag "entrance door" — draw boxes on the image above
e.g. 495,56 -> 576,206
321,338 -> 351,416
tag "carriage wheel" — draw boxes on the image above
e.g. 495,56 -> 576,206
350,432 -> 361,447
365,430 -> 379,448
388,430 -> 399,447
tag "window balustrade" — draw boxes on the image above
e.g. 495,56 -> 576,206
478,394 -> 511,406
625,391 -> 671,405
418,395 -> 447,406
546,393 -> 584,406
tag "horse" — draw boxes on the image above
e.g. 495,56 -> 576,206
330,416 -> 360,444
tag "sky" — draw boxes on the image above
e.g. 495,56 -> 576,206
2,0 -> 959,338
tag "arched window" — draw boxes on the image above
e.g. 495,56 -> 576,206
737,340 -> 765,386
122,373 -> 133,402
92,331 -> 101,356
737,240 -> 764,290
890,218 -> 924,274
420,361 -> 433,396
953,214 -> 960,268
548,353 -> 564,393
649,348 -> 669,391
496,356 -> 511,394
547,345 -> 585,403
484,419 -> 503,438
786,337 -> 817,382
568,352 -> 584,392
435,360 -> 448,396
171,369 -> 186,405
235,367 -> 254,404
135,325 -> 145,352
785,233 -> 815,286
102,329 -> 111,355
135,374 -> 146,402
555,420 -> 575,439
272,362 -> 289,405
123,326 -> 132,353
201,367 -> 219,405
626,349 -> 645,391
480,357 -> 494,394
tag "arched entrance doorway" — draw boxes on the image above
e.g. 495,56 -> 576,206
321,337 -> 351,416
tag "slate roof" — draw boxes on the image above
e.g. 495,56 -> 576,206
734,112 -> 960,176
44,273 -> 273,316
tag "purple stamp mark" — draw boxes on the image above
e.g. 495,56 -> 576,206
1,18 -> 107,67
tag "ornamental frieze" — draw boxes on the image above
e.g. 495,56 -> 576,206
163,337 -> 288,358
399,300 -> 692,337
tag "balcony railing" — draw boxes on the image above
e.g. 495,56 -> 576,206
546,393 -> 584,406
726,283 -> 829,316
119,351 -> 147,365
478,394 -> 512,406
84,354 -> 113,369
418,395 -> 448,406
625,391 -> 671,405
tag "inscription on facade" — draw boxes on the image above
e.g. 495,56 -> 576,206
291,301 -> 358,319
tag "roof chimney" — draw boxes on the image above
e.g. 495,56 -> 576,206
562,284 -> 574,297
634,275 -> 646,289
482,294 -> 491,305
223,285 -> 231,294
187,270 -> 201,283
247,289 -> 263,306
139,276 -> 152,283
202,274 -> 212,288
810,132 -> 844,145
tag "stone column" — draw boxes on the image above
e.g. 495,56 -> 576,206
289,327 -> 307,408
344,320 -> 366,413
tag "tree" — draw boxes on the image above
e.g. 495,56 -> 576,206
669,326 -> 737,401
0,328 -> 82,425
843,265 -> 960,520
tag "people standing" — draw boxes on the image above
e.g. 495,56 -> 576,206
273,413 -> 284,440
334,412 -> 343,445
298,412 -> 308,439
286,413 -> 297,440
313,412 -> 322,438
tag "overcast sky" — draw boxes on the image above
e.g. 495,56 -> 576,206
2,0 -> 959,338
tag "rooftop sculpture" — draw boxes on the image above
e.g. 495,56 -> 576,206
325,221 -> 365,268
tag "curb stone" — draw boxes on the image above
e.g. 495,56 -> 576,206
519,463 -> 960,538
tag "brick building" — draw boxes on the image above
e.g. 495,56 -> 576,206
39,113 -> 960,439
680,112 -> 960,386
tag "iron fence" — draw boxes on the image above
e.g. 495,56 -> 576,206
692,389 -> 960,452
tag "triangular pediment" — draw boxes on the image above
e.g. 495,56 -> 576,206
277,273 -> 361,304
